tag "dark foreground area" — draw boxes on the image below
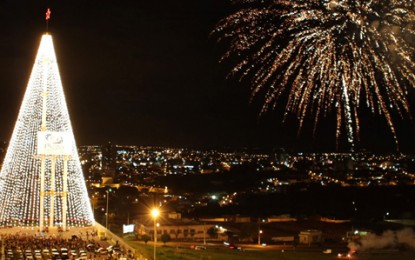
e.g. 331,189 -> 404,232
128,240 -> 415,260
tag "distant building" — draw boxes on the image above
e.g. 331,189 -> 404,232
199,215 -> 251,223
224,215 -> 251,223
199,217 -> 226,222
320,217 -> 351,224
102,176 -> 114,186
271,236 -> 295,243
137,222 -> 219,241
102,142 -> 116,174
268,214 -> 297,223
168,212 -> 182,220
299,230 -> 322,245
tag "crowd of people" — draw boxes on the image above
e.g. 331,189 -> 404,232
0,232 -> 134,260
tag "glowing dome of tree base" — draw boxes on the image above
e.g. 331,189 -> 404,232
0,34 -> 94,230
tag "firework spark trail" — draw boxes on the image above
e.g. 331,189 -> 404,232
213,0 -> 415,150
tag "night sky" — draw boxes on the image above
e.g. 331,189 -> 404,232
0,0 -> 414,153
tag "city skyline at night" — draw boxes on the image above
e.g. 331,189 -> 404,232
0,1 -> 414,154
0,3 -> 414,258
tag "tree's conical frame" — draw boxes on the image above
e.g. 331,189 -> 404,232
0,34 -> 94,229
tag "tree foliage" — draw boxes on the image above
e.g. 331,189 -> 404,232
207,227 -> 218,238
161,233 -> 171,244
141,234 -> 151,244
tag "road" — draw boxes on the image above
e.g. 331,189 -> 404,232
136,240 -> 349,254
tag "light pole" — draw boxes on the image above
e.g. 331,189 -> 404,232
258,229 -> 263,245
105,190 -> 109,234
203,222 -> 206,245
151,208 -> 160,260
258,221 -> 261,245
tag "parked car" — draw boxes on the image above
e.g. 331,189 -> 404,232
95,247 -> 107,254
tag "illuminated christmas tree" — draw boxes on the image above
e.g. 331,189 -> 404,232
0,34 -> 94,230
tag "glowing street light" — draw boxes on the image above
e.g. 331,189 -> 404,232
258,229 -> 263,245
151,208 -> 160,260
105,188 -> 113,235
105,190 -> 109,229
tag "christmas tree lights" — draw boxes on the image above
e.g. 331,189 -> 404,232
0,34 -> 94,229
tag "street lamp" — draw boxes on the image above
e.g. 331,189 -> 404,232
151,208 -> 160,260
105,190 -> 109,233
258,229 -> 263,245
203,222 -> 206,245
257,218 -> 266,245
